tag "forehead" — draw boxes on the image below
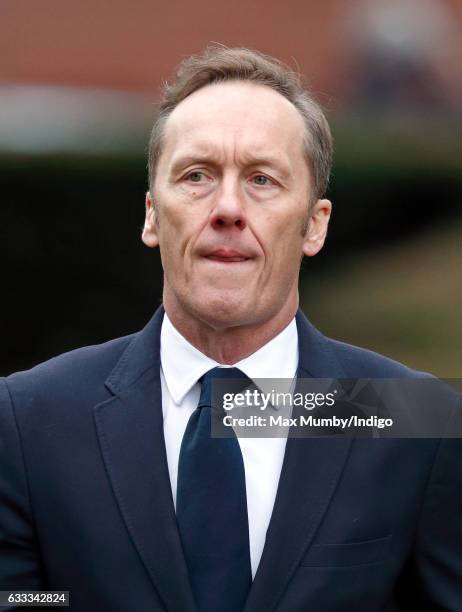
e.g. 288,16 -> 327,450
160,81 -> 307,167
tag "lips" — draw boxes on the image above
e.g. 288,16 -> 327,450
204,248 -> 251,263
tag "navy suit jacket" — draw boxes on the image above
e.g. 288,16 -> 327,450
1,306 -> 461,611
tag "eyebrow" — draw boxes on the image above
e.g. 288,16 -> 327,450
169,151 -> 292,180
169,154 -> 218,176
242,155 -> 292,180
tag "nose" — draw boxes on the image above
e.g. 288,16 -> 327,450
209,177 -> 247,231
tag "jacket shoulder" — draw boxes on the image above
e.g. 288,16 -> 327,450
296,309 -> 430,379
2,333 -> 137,412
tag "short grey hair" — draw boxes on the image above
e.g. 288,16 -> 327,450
148,45 -> 333,201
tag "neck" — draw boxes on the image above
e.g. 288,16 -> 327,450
163,294 -> 298,365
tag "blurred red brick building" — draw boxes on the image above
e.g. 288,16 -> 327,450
2,0 -> 461,105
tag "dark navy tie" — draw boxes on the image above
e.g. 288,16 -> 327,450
176,367 -> 252,612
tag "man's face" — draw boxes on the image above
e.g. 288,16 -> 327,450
143,81 -> 331,330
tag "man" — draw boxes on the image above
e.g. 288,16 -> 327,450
0,46 -> 461,611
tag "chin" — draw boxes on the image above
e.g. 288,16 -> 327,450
190,293 -> 257,330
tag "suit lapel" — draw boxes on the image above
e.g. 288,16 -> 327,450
244,310 -> 354,612
93,306 -> 197,612
92,306 -> 353,612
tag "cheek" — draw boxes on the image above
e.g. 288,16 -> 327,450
158,202 -> 183,232
270,235 -> 305,283
155,201 -> 187,245
157,185 -> 208,231
157,205 -> 206,263
253,212 -> 305,257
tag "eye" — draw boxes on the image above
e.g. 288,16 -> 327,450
251,174 -> 274,186
185,171 -> 207,183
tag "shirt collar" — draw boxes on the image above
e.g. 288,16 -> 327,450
160,312 -> 298,405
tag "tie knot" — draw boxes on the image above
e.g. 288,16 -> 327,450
201,366 -> 247,384
198,367 -> 250,411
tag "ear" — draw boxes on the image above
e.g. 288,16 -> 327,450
302,198 -> 332,257
142,191 -> 159,248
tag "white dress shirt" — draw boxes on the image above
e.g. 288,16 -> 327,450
160,313 -> 298,579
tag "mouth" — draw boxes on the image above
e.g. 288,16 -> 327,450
204,248 -> 251,263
